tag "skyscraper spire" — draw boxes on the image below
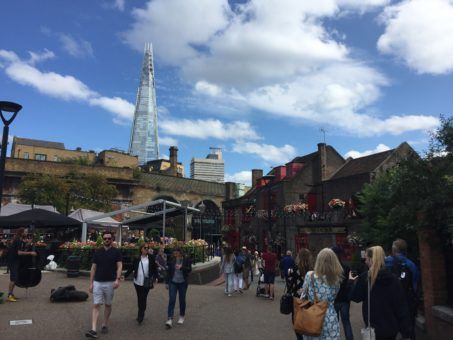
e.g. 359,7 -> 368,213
129,43 -> 159,164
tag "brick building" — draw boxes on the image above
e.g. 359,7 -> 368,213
222,142 -> 414,255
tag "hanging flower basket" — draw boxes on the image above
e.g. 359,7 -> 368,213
328,198 -> 346,209
284,202 -> 308,214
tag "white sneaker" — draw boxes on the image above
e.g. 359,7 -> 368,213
177,316 -> 184,325
165,319 -> 173,329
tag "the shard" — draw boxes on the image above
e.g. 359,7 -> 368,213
129,43 -> 159,164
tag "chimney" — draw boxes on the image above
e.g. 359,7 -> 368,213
169,146 -> 178,176
251,169 -> 263,188
318,143 -> 327,181
225,182 -> 237,200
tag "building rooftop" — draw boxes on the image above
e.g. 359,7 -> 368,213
328,149 -> 394,180
14,137 -> 65,150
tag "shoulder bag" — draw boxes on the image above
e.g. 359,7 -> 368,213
280,285 -> 293,315
141,259 -> 153,289
293,272 -> 328,337
361,276 -> 375,340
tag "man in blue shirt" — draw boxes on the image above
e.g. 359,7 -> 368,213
279,250 -> 295,280
385,238 -> 419,291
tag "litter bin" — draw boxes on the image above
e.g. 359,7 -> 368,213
66,255 -> 81,278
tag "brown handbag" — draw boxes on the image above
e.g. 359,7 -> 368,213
293,272 -> 328,337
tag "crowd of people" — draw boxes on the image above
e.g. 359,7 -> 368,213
281,239 -> 419,340
1,230 -> 420,340
219,238 -> 419,340
84,231 -> 192,338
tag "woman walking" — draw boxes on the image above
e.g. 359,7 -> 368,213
165,248 -> 192,329
287,248 -> 313,340
124,244 -> 158,324
300,248 -> 343,340
220,247 -> 235,296
349,246 -> 413,340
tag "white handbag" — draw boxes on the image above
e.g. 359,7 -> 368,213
361,276 -> 376,340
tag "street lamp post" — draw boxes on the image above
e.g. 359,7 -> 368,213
199,201 -> 206,240
262,175 -> 275,251
0,101 -> 22,212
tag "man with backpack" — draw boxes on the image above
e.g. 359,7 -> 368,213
385,238 -> 420,337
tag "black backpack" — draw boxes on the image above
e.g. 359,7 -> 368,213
391,257 -> 419,316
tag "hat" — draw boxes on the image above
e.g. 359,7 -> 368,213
242,246 -> 247,250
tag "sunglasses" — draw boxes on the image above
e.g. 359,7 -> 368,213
103,237 -> 112,241
143,247 -> 149,250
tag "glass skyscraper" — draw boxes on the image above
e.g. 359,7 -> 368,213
129,43 -> 159,164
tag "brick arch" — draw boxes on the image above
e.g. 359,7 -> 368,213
152,195 -> 179,204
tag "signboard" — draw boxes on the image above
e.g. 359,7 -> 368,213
10,320 -> 33,326
299,227 -> 346,234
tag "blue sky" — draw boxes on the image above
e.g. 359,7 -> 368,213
1,0 -> 452,185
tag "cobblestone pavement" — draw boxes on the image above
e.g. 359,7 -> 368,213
0,271 -> 364,340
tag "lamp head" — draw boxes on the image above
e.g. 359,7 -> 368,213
0,101 -> 22,125
199,201 -> 206,214
0,101 -> 22,113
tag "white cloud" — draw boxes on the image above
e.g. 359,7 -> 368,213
58,33 -> 94,59
89,96 -> 134,121
194,81 -> 222,97
123,0 -> 439,137
232,142 -> 297,164
377,0 -> 453,74
344,143 -> 391,158
0,49 -> 134,124
159,136 -> 178,147
225,170 -> 252,186
122,0 -> 231,65
113,0 -> 125,11
160,119 -> 261,141
338,0 -> 390,12
28,49 -> 55,65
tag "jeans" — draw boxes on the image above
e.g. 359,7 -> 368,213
224,272 -> 234,293
168,281 -> 188,318
335,301 -> 353,340
134,283 -> 150,321
234,273 -> 243,290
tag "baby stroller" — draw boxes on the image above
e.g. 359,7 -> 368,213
256,268 -> 267,297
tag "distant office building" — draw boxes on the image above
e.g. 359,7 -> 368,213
190,147 -> 224,183
129,43 -> 159,165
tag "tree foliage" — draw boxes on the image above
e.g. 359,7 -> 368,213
18,172 -> 118,214
359,116 -> 453,254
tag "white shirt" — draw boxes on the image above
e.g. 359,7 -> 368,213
134,256 -> 149,286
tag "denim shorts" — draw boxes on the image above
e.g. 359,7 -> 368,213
93,281 -> 115,305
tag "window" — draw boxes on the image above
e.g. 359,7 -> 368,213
23,152 -> 29,159
53,155 -> 59,162
35,154 -> 47,161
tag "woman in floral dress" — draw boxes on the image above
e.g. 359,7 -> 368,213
302,248 -> 343,340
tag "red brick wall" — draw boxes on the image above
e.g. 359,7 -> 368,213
418,228 -> 453,339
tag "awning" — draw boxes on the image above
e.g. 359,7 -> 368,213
0,208 -> 82,228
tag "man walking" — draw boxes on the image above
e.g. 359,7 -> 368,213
262,248 -> 277,300
86,232 -> 122,338
385,238 -> 420,338
6,228 -> 37,302
279,250 -> 295,281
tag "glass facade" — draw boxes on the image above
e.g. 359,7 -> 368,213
129,43 -> 159,165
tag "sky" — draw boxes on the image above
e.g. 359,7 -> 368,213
1,0 -> 452,185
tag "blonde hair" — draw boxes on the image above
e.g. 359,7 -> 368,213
295,248 -> 313,278
366,246 -> 386,288
314,248 -> 343,286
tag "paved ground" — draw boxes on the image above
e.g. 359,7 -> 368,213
0,270 -> 365,340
